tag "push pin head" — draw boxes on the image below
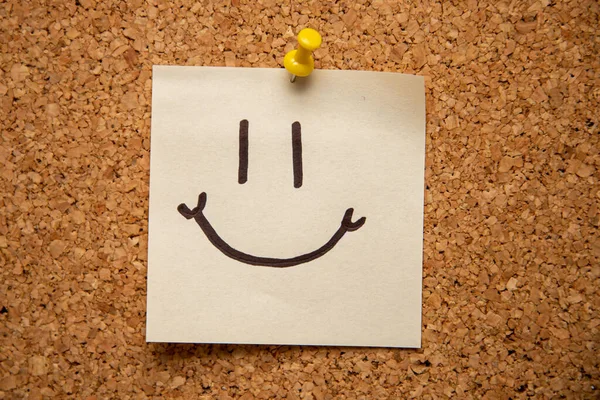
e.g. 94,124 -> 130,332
284,28 -> 322,83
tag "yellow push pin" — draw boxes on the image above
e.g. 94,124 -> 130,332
284,28 -> 322,83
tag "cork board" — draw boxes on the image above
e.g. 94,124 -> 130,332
0,0 -> 598,398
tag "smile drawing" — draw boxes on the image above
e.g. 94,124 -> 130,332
178,193 -> 365,268
177,120 -> 366,268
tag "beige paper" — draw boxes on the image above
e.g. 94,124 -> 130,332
147,66 -> 425,347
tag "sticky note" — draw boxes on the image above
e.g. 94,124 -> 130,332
147,66 -> 426,347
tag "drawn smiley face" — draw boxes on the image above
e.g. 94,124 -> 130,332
177,120 -> 366,268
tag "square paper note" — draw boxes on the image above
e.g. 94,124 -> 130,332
147,66 -> 425,347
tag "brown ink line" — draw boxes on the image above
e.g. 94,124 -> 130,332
238,119 -> 249,184
292,121 -> 303,188
177,192 -> 366,268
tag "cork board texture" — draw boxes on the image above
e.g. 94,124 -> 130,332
0,0 -> 598,398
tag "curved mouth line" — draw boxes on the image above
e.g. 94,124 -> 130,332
177,192 -> 366,268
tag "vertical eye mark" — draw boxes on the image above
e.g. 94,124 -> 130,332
239,120 -> 302,187
238,119 -> 249,184
292,121 -> 303,188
